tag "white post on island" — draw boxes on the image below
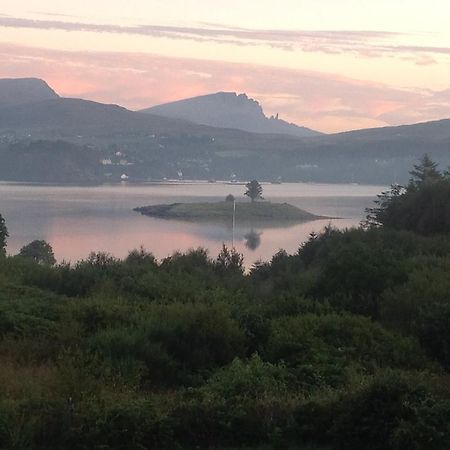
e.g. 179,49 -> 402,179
232,199 -> 236,248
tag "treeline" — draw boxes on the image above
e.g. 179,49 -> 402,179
0,157 -> 450,449
0,140 -> 102,184
2,132 -> 450,185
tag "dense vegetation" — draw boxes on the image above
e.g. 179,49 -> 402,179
0,140 -> 103,184
365,155 -> 450,234
0,158 -> 450,449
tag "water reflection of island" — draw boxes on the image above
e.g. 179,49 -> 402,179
244,229 -> 262,250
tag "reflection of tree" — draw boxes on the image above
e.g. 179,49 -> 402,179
244,229 -> 262,250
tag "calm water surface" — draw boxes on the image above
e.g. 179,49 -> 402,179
0,182 -> 384,267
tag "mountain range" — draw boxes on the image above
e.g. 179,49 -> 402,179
142,92 -> 321,137
0,77 -> 449,184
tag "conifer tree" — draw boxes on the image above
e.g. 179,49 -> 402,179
244,180 -> 264,202
409,154 -> 442,187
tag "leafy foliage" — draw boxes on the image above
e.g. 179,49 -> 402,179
18,240 -> 56,266
0,158 -> 450,449
0,214 -> 7,256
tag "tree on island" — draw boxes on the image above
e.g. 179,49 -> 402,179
244,180 -> 264,202
18,240 -> 56,265
0,213 -> 8,256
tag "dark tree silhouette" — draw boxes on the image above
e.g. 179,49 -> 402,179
409,154 -> 442,187
244,229 -> 262,250
363,156 -> 450,235
0,213 -> 7,255
215,244 -> 244,274
244,180 -> 263,202
18,240 -> 56,265
363,183 -> 405,229
225,194 -> 235,202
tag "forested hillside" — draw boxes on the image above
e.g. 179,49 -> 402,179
1,78 -> 450,184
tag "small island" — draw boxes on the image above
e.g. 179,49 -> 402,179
134,180 -> 324,224
134,201 -> 322,223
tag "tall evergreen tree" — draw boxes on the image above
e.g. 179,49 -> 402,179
409,154 -> 442,187
363,184 -> 405,228
244,180 -> 264,202
364,156 -> 450,234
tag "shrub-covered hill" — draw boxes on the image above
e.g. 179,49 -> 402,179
0,158 -> 450,450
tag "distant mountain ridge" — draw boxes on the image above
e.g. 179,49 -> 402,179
0,97 -> 265,143
1,77 -> 449,184
141,92 -> 322,137
0,78 -> 59,107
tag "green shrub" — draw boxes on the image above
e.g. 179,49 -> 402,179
266,314 -> 426,389
296,371 -> 450,450
93,303 -> 247,386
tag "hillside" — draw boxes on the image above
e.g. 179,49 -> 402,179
0,78 -> 59,107
0,97 -> 209,137
0,140 -> 102,184
142,92 -> 321,137
0,77 -> 449,184
326,118 -> 450,142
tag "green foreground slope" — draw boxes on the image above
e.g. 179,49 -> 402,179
0,159 -> 450,449
1,227 -> 450,450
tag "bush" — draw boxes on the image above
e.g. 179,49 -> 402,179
266,314 -> 425,389
172,356 -> 297,447
204,354 -> 291,399
17,240 -> 56,266
296,371 -> 450,450
92,303 -> 247,386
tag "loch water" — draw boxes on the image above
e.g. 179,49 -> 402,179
0,182 -> 385,267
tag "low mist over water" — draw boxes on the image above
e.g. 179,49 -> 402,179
0,181 -> 383,266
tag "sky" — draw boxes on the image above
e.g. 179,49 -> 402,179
0,0 -> 449,132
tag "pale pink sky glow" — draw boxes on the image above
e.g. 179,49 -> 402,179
0,1 -> 449,132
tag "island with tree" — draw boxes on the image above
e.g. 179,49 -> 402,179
134,180 -> 324,223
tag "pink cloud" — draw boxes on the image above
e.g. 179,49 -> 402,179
0,42 -> 448,133
1,15 -> 449,62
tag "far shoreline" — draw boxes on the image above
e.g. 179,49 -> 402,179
0,179 -> 389,189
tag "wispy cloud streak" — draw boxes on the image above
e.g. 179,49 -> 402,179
0,16 -> 448,59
